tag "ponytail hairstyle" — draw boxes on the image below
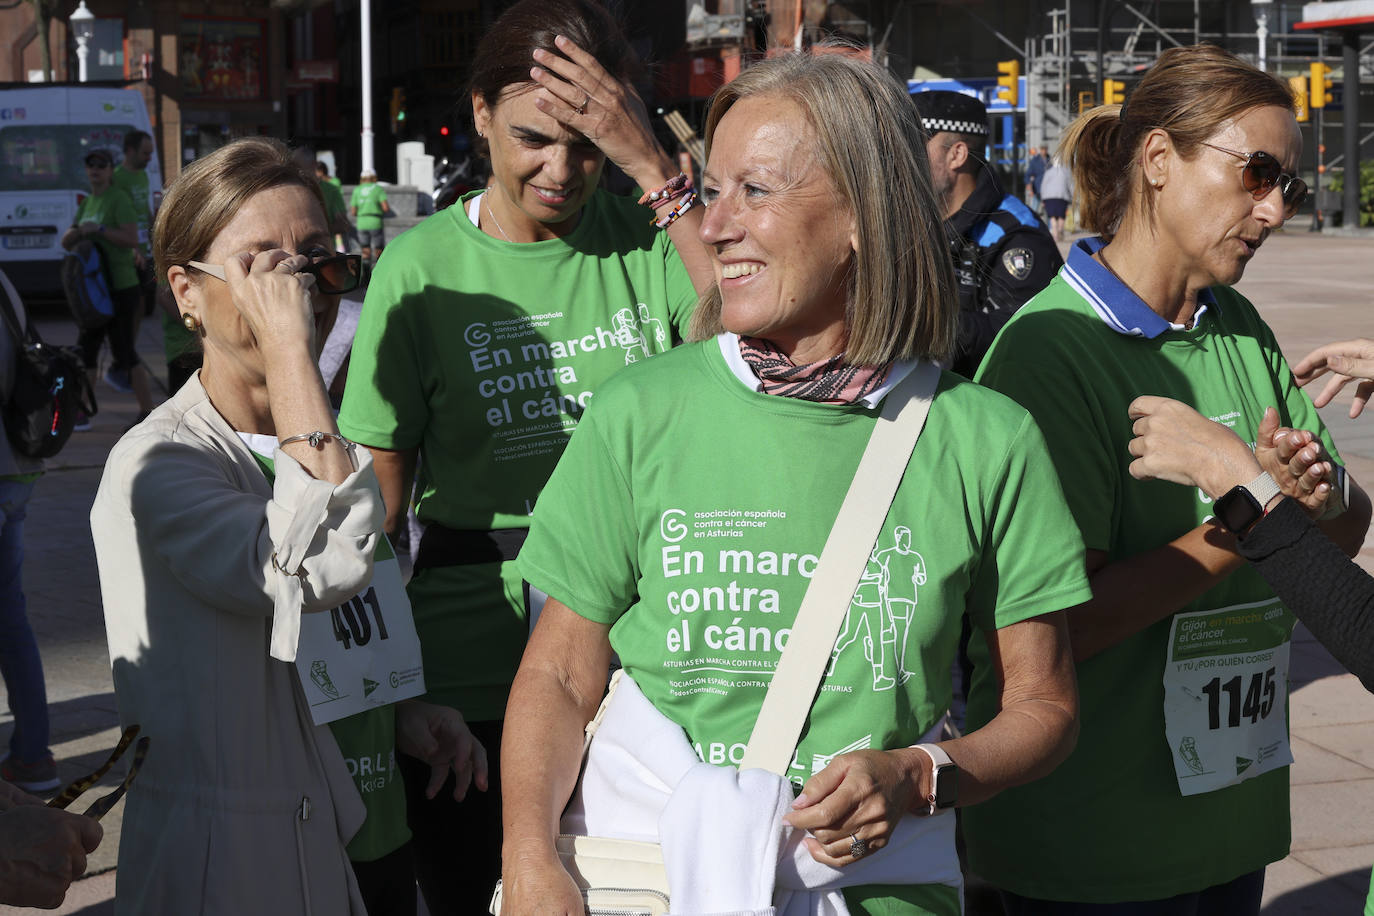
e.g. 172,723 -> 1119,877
1059,44 -> 1295,239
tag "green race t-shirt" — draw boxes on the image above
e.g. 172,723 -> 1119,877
111,165 -> 152,256
75,188 -> 138,291
161,309 -> 198,365
350,184 -> 388,231
328,704 -> 409,862
247,447 -> 410,863
320,180 -> 347,226
967,241 -> 1339,903
520,339 -> 1091,781
338,188 -> 696,718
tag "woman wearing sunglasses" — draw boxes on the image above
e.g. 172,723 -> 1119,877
90,137 -> 485,916
964,45 -> 1372,915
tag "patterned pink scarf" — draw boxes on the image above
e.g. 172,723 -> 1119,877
737,335 -> 890,404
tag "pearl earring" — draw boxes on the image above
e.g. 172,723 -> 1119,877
182,313 -> 199,332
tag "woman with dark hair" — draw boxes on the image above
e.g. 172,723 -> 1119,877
500,50 -> 1088,916
337,0 -> 711,909
968,45 -> 1372,914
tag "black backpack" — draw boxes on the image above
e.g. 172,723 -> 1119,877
0,271 -> 97,459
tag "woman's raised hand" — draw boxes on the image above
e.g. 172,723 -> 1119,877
1256,419 -> 1338,518
782,748 -> 923,867
1293,338 -> 1374,418
1126,396 -> 1264,498
530,35 -> 673,189
222,249 -> 318,353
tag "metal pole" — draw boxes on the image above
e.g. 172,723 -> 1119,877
1312,105 -> 1324,231
360,0 -> 375,176
1344,31 -> 1360,228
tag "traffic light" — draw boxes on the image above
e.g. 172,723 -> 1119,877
1289,75 -> 1310,122
389,87 -> 407,132
1102,79 -> 1126,106
1310,62 -> 1334,109
997,60 -> 1020,107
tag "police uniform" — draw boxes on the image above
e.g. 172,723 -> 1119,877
913,90 -> 1063,378
946,168 -> 1062,377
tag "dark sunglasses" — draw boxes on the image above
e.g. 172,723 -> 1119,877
188,253 -> 363,295
46,725 -> 150,821
1199,142 -> 1307,219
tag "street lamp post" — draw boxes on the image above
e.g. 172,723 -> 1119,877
360,0 -> 374,176
70,1 -> 95,83
1252,0 -> 1273,72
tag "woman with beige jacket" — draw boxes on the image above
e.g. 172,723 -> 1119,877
90,138 -> 483,915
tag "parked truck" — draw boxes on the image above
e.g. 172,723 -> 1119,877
0,85 -> 161,297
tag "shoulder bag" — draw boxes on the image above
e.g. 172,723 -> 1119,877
0,269 -> 97,459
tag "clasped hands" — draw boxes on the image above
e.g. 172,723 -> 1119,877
1125,338 -> 1374,516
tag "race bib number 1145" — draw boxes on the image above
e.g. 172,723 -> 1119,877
1162,599 -> 1294,797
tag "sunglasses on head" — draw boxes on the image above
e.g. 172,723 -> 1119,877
188,253 -> 363,295
1199,142 -> 1307,219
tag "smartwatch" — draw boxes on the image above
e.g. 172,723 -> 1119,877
913,743 -> 958,815
1214,471 -> 1282,534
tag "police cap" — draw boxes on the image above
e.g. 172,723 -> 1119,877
912,90 -> 989,137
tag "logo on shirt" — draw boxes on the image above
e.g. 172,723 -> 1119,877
1002,247 -> 1034,281
611,304 -> 668,364
828,525 -> 927,691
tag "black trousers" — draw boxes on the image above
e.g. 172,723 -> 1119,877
398,717 -> 504,915
77,285 -> 141,372
350,841 -> 417,916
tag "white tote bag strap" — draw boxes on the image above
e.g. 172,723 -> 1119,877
739,361 -> 941,776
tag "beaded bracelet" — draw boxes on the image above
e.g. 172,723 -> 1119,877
638,173 -> 693,210
651,190 -> 697,229
279,430 -> 356,450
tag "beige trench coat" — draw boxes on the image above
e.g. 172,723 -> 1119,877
91,375 -> 383,915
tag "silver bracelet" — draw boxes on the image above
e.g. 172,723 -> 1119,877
279,430 -> 355,450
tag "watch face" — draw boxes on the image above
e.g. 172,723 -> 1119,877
934,764 -> 958,808
1216,485 -> 1263,533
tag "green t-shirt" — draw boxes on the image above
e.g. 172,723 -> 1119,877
246,447 -> 410,863
75,188 -> 138,290
110,165 -> 152,257
518,340 -> 1090,913
350,183 -> 388,231
161,309 -> 198,365
320,179 -> 347,226
338,188 -> 696,718
967,240 -> 1339,903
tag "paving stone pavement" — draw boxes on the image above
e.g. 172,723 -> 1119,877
4,230 -> 1374,914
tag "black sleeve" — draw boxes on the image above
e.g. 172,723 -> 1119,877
1238,497 -> 1374,691
951,228 -> 1064,378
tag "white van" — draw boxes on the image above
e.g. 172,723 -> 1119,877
0,86 -> 161,297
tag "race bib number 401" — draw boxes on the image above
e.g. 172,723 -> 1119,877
294,539 -> 425,725
1163,599 -> 1295,797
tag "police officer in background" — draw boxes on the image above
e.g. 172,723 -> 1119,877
913,90 -> 1062,377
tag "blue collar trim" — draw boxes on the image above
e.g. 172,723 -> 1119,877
1063,237 -> 1217,339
